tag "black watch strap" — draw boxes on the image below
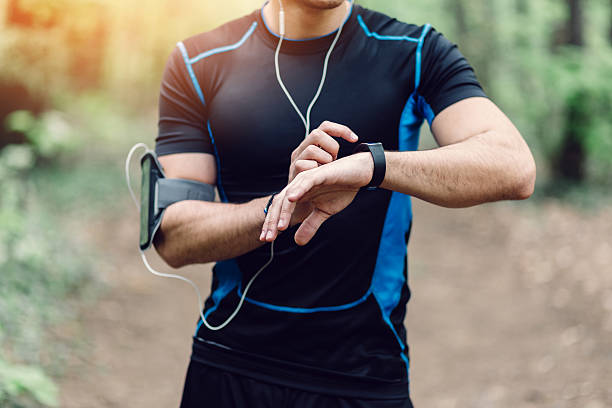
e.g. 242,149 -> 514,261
353,142 -> 386,188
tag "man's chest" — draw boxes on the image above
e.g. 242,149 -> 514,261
205,50 -> 413,186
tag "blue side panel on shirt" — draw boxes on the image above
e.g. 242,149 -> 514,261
371,94 -> 421,314
370,95 -> 423,380
371,191 -> 412,315
369,23 -> 431,381
416,95 -> 435,127
188,24 -> 258,334
195,259 -> 241,335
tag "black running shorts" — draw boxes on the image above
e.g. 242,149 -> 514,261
180,359 -> 415,408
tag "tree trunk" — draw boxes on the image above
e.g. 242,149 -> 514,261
450,0 -> 468,39
609,0 -> 612,45
448,0 -> 494,90
567,0 -> 584,46
556,0 -> 587,182
557,91 -> 588,181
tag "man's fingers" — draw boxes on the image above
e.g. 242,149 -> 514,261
287,168 -> 329,203
289,145 -> 331,182
318,121 -> 358,144
293,129 -> 340,161
294,209 -> 329,246
260,193 -> 283,242
287,174 -> 316,203
267,193 -> 286,241
302,145 -> 333,164
289,124 -> 357,182
260,197 -> 273,241
294,159 -> 318,175
260,203 -> 272,241
277,194 -> 297,231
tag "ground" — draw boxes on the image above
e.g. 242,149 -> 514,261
58,199 -> 612,408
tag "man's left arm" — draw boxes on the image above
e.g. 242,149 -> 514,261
380,96 -> 536,208
261,27 -> 537,244
261,99 -> 536,245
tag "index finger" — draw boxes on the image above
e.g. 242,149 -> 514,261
317,121 -> 358,143
294,129 -> 339,161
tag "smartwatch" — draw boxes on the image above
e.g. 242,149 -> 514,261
352,142 -> 386,189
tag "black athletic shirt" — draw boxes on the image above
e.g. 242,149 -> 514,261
156,2 -> 486,400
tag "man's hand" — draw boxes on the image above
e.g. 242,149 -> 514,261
260,152 -> 374,246
276,120 -> 360,232
288,121 -> 358,182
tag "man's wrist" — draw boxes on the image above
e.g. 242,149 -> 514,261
264,193 -> 276,215
352,143 -> 386,188
251,195 -> 273,224
353,152 -> 375,187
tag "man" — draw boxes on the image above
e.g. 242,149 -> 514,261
154,0 -> 536,406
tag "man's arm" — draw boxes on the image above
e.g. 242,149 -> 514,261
152,121 -> 354,268
153,153 -> 270,268
262,98 -> 536,245
380,97 -> 536,207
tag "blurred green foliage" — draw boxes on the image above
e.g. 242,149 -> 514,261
0,357 -> 58,407
0,101 -> 147,406
6,110 -> 82,157
362,0 -> 612,184
0,73 -> 155,408
0,128 -> 93,406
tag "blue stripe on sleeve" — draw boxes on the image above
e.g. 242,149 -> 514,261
357,15 -> 420,42
177,41 -> 206,106
189,22 -> 258,64
414,24 -> 432,90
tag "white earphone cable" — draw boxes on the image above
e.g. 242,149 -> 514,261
125,143 -> 149,209
125,145 -> 275,331
124,1 -> 350,332
274,0 -> 350,136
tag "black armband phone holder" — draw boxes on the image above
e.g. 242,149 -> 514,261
139,152 -> 215,250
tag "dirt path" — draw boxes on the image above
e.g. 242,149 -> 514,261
59,199 -> 612,408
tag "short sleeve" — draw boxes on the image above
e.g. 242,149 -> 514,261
417,29 -> 487,119
155,45 -> 214,156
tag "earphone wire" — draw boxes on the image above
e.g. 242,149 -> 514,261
125,144 -> 275,331
125,143 -> 149,209
274,0 -> 350,137
124,0 -> 349,332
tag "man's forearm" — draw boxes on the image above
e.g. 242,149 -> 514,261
154,195 -> 269,268
380,130 -> 536,208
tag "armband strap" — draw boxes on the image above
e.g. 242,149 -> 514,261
139,151 -> 215,251
157,178 -> 215,210
353,142 -> 386,189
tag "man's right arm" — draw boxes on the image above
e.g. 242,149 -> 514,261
154,43 -> 359,268
153,152 -> 270,268
153,121 -> 355,268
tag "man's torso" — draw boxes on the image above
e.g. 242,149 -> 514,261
156,3 -> 485,399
